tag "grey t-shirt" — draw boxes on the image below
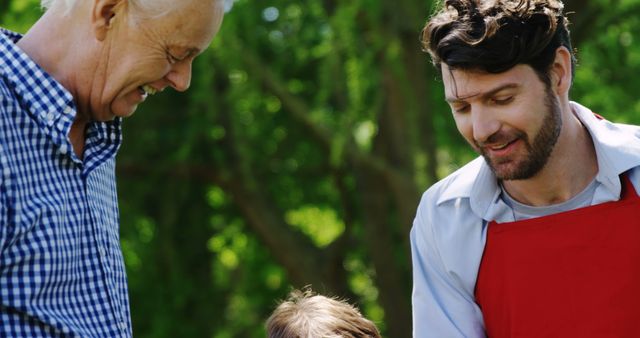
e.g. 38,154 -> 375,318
500,178 -> 599,221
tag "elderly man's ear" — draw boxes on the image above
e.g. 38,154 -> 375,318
93,0 -> 123,41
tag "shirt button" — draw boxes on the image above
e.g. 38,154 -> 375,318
59,144 -> 68,155
45,112 -> 55,125
64,106 -> 73,115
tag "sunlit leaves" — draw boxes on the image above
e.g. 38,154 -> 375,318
572,13 -> 640,124
1,0 -> 40,33
285,206 -> 345,247
344,254 -> 386,333
353,120 -> 378,150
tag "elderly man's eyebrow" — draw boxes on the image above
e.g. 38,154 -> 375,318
171,46 -> 202,59
186,47 -> 201,57
445,83 -> 520,103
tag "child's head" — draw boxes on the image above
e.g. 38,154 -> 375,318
266,289 -> 381,338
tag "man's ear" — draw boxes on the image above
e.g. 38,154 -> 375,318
93,0 -> 123,41
550,46 -> 573,96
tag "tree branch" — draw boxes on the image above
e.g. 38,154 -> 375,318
239,47 -> 420,205
117,160 -> 349,290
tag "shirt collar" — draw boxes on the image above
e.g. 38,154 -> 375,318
573,101 -> 640,198
0,28 -> 123,162
436,101 -> 640,221
0,28 -> 76,142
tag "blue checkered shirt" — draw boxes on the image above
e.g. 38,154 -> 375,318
0,28 -> 131,337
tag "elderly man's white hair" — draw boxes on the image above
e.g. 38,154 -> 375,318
40,0 -> 200,17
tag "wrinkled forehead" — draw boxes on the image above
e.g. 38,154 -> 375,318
148,0 -> 224,50
131,0 -> 223,18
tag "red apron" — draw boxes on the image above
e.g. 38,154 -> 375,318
475,175 -> 640,338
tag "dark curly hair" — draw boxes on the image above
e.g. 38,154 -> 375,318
422,0 -> 576,86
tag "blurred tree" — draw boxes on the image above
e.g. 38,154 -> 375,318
3,0 -> 640,337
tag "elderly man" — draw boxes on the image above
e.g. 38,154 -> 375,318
0,0 -> 223,336
411,0 -> 640,337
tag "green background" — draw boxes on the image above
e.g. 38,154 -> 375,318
2,0 -> 640,336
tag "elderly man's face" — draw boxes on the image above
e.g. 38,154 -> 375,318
88,0 -> 223,121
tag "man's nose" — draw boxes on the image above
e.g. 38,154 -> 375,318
471,106 -> 501,144
166,61 -> 193,92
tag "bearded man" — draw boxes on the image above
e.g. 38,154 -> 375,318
411,0 -> 640,337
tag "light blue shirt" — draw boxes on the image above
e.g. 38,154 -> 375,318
410,102 -> 640,338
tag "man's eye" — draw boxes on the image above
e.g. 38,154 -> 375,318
166,53 -> 184,64
492,97 -> 513,105
453,105 -> 470,114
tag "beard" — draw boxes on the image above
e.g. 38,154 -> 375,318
477,89 -> 563,180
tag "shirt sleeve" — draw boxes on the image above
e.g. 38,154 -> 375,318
411,193 -> 486,338
0,150 -> 8,252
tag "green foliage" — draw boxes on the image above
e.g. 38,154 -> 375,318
573,12 -> 640,124
1,0 -> 41,33
284,205 -> 345,247
3,0 -> 640,337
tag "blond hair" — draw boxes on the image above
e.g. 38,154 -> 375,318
266,289 -> 381,338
